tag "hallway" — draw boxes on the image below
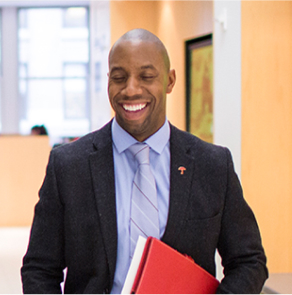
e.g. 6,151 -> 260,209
0,227 -> 30,294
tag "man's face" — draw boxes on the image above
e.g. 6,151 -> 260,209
108,40 -> 175,142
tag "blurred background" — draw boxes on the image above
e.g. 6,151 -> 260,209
0,0 -> 291,293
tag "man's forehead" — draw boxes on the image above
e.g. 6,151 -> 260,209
110,42 -> 162,65
109,35 -> 170,72
111,39 -> 159,55
109,64 -> 158,73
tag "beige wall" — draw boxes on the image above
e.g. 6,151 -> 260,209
157,1 -> 213,130
0,136 -> 51,226
109,1 -> 159,44
241,1 -> 292,272
110,1 -> 213,130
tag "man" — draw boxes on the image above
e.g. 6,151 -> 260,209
21,29 -> 268,294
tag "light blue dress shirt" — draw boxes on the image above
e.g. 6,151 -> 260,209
110,118 -> 170,294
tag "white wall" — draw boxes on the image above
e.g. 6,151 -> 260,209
1,7 -> 19,134
89,0 -> 111,131
213,0 -> 242,177
213,0 -> 242,281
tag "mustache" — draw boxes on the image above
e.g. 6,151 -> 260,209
118,94 -> 144,101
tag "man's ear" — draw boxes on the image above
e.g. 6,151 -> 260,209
166,69 -> 176,94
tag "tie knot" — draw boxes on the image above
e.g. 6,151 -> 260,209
128,143 -> 150,165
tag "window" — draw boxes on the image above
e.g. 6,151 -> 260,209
18,7 -> 90,141
19,62 -> 28,120
63,7 -> 88,28
63,62 -> 89,119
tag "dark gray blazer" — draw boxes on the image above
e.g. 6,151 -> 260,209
21,121 -> 268,294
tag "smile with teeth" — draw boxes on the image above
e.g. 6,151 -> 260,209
122,103 -> 147,112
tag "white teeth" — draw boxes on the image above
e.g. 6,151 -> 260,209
123,103 -> 147,112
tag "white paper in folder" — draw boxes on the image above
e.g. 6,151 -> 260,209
121,236 -> 147,294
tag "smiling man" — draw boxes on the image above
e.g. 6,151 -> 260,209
108,30 -> 175,142
21,29 -> 268,294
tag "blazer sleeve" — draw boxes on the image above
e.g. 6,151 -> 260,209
21,150 -> 65,294
216,148 -> 268,293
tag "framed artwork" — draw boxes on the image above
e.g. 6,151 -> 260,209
185,34 -> 213,143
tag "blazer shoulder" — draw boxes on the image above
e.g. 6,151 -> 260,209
169,124 -> 233,174
51,121 -> 112,161
170,124 -> 228,155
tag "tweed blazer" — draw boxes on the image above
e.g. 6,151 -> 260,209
21,121 -> 268,294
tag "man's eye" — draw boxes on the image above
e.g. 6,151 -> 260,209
111,76 -> 126,83
141,75 -> 154,81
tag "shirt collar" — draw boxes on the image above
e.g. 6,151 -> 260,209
112,117 -> 170,155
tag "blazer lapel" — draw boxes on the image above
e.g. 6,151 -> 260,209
162,124 -> 196,245
89,122 -> 117,288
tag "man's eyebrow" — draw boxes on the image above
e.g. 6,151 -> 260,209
109,66 -> 125,74
141,65 -> 157,70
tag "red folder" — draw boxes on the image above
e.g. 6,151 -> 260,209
131,237 -> 219,294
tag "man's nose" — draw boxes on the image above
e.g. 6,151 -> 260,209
121,77 -> 143,97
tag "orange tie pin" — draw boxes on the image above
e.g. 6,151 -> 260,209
178,166 -> 186,175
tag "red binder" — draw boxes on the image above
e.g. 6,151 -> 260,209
131,237 -> 219,294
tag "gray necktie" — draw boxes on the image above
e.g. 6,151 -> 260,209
128,143 -> 160,257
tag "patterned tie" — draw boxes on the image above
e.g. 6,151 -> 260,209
128,143 -> 160,257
